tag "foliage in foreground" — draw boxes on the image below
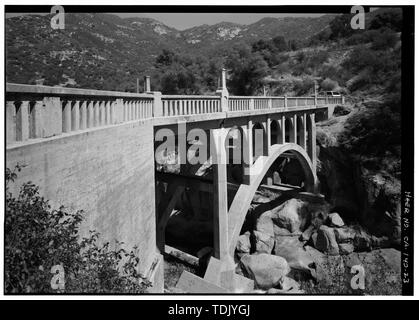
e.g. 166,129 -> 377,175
5,165 -> 150,294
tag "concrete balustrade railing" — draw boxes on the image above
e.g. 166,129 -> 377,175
161,95 -> 221,116
6,83 -> 154,144
228,97 -> 251,111
6,83 -> 344,145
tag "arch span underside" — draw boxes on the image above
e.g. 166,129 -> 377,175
227,143 -> 317,256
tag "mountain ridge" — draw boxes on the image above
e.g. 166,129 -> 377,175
6,12 -> 336,89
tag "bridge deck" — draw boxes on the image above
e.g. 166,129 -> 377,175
6,83 -> 343,146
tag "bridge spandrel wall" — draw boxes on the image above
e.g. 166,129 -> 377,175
6,119 -> 158,277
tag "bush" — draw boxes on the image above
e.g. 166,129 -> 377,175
5,165 -> 150,294
293,78 -> 314,96
339,96 -> 401,157
345,29 -> 382,46
369,9 -> 403,32
320,78 -> 339,91
371,31 -> 399,51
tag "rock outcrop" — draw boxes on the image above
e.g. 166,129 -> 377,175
240,253 -> 290,290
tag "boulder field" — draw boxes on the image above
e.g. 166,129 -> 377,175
235,190 -> 401,294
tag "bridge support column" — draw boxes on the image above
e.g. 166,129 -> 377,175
290,114 -> 297,144
205,128 -> 237,291
241,120 -> 253,185
280,116 -> 285,144
210,128 -> 229,263
265,116 -> 271,154
298,114 -> 307,150
308,113 -> 317,170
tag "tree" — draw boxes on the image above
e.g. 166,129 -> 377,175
329,14 -> 355,39
226,44 -> 268,95
369,9 -> 402,32
272,36 -> 288,52
155,49 -> 176,67
5,165 -> 150,294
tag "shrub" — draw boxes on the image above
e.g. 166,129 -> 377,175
5,165 -> 150,294
345,29 -> 382,46
371,31 -> 399,51
293,78 -> 314,96
369,9 -> 403,32
320,78 -> 339,91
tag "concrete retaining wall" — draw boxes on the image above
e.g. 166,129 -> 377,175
6,120 -> 158,278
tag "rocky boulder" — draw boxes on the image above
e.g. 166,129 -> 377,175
334,227 -> 356,243
240,254 -> 290,290
353,229 -> 372,251
267,276 -> 304,294
328,212 -> 345,227
274,236 -> 316,277
338,243 -> 354,255
270,198 -> 306,233
312,225 -> 340,255
300,225 -> 315,242
252,231 -> 275,254
255,212 -> 274,236
333,104 -> 352,116
236,232 -> 251,255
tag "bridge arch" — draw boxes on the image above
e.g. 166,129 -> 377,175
227,143 -> 317,256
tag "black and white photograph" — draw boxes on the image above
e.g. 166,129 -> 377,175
2,3 -> 414,298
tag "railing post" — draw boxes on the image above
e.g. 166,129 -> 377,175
153,92 -> 163,117
284,95 -> 288,109
268,98 -> 272,109
216,68 -> 229,112
144,76 -> 151,93
342,95 -> 345,104
249,98 -> 254,110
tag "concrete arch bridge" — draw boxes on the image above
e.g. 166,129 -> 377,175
5,70 -> 342,293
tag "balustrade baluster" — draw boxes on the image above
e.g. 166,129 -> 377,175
16,101 -> 30,141
6,101 -> 16,143
79,101 -> 87,129
63,100 -> 72,132
71,101 -> 80,131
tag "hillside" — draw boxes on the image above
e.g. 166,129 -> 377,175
5,12 -> 335,91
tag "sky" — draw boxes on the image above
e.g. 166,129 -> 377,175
6,12 -> 326,30
113,13 -> 326,30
